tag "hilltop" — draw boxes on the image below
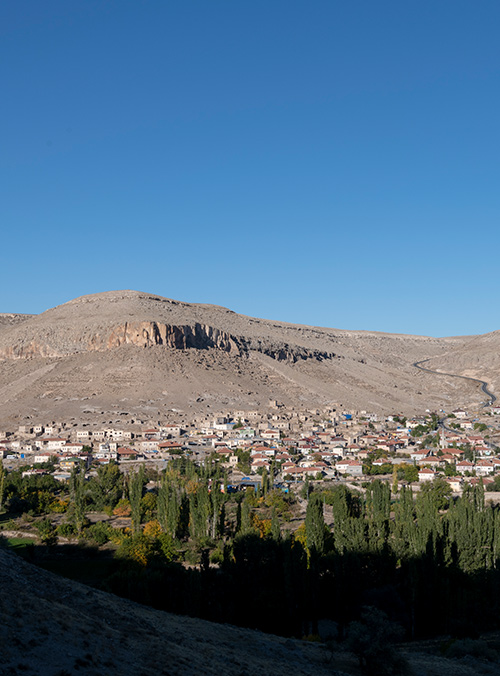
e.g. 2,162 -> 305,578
0,290 -> 491,423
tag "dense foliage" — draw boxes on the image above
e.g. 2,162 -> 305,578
3,459 -> 500,643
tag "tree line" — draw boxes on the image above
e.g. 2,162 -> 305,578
2,457 -> 500,643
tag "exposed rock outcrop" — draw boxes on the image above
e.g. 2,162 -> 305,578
0,319 -> 335,363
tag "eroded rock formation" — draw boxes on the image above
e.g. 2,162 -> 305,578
0,318 -> 335,363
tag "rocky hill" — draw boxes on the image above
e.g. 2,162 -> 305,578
0,290 -> 491,423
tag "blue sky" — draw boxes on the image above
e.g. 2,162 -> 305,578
1,1 -> 499,336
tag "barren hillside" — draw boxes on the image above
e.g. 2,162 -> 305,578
425,331 -> 500,398
0,290 -> 489,423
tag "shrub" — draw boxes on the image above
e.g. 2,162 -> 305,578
210,542 -> 224,565
345,607 -> 409,676
116,533 -> 153,566
447,638 -> 498,662
113,498 -> 132,517
35,518 -> 57,546
143,519 -> 162,538
84,521 -> 114,546
56,523 -> 76,538
49,497 -> 69,513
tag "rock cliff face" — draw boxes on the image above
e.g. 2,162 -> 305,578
0,319 -> 334,363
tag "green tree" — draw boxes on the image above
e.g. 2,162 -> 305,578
141,492 -> 157,522
346,607 -> 407,675
0,460 -> 5,512
419,477 -> 452,511
129,465 -> 145,533
262,468 -> 269,496
240,497 -> 253,534
236,449 -> 251,474
189,482 -> 211,540
444,462 -> 456,477
157,476 -> 181,538
305,493 -> 326,555
271,506 -> 281,542
402,464 -> 418,483
36,517 -> 57,546
88,461 -> 122,511
69,465 -> 87,534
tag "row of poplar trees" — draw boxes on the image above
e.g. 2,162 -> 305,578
66,457 -> 500,640
304,478 -> 500,640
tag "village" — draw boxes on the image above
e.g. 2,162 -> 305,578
3,399 -> 500,495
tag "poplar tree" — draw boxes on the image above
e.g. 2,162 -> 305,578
189,482 -> 211,540
305,492 -> 326,555
262,468 -> 269,496
210,484 -> 224,539
218,500 -> 226,538
129,465 -> 144,533
69,464 -> 86,534
241,498 -> 252,533
0,460 -> 5,512
235,499 -> 242,534
271,506 -> 281,542
158,476 -> 180,537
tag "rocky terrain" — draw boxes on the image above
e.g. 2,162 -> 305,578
0,290 -> 493,424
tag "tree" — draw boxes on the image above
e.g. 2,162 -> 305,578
365,480 -> 390,522
262,468 -> 269,495
346,607 -> 407,675
158,476 -> 180,538
129,466 -> 145,533
305,493 -> 326,555
69,464 -> 87,534
0,460 -> 5,512
271,506 -> 281,542
444,462 -> 456,477
36,517 -> 57,546
141,492 -> 157,522
88,461 -> 122,511
188,481 -> 211,540
236,449 -> 251,474
241,497 -> 252,533
402,464 -> 418,483
419,477 -> 452,511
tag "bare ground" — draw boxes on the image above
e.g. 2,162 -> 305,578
0,290 -> 490,426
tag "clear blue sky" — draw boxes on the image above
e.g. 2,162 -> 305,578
1,1 -> 499,336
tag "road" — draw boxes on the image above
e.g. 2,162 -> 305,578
413,358 -> 496,408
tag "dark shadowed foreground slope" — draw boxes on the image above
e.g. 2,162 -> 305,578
0,546 -> 346,676
0,545 -> 497,676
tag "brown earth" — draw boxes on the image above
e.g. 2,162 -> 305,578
0,290 -> 493,424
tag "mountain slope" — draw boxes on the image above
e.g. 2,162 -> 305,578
0,290 -> 485,421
